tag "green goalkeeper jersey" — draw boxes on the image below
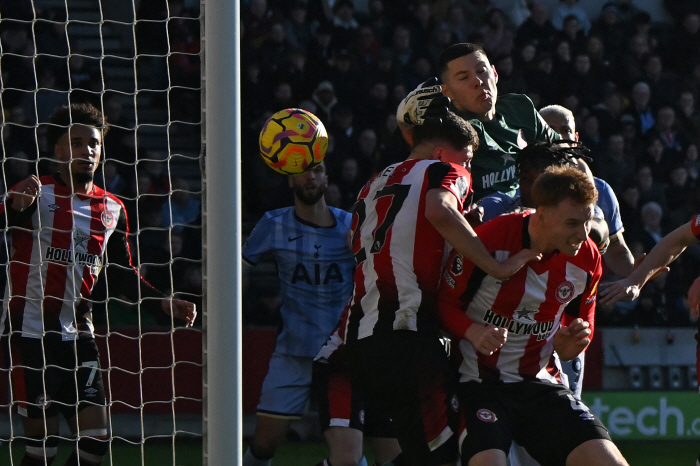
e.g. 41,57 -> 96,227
454,93 -> 559,200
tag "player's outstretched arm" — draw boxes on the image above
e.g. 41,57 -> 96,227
599,220 -> 698,305
425,189 -> 541,280
553,318 -> 591,361
161,298 -> 197,327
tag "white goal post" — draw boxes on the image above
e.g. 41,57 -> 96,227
202,0 -> 242,464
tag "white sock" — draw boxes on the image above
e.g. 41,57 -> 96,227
243,446 -> 272,466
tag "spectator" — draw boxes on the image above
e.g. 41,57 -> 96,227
306,22 -> 335,77
635,164 -> 668,214
356,81 -> 391,131
283,1 -> 312,50
563,52 -> 606,108
683,142 -> 700,185
641,132 -> 676,184
594,133 -> 636,194
278,48 -> 314,102
619,113 -> 644,156
628,81 -> 655,135
443,3 -> 469,43
591,2 -> 627,62
311,80 -> 338,125
389,25 -> 415,77
260,21 -> 292,75
427,23 -> 459,66
644,54 -> 679,109
552,0 -> 591,35
616,34 -> 652,91
353,128 -> 381,179
525,51 -> 558,106
327,105 -> 355,165
654,105 -> 685,152
619,182 -> 643,235
241,0 -> 278,49
515,1 -> 557,53
335,157 -> 365,210
665,164 -> 695,230
579,113 -> 604,153
558,14 -> 587,55
478,7 -> 515,58
551,37 -> 572,78
493,53 -> 527,95
585,34 -> 612,80
667,12 -> 700,74
635,200 -> 666,253
328,49 -> 362,106
331,0 -> 359,51
269,81 -> 295,112
675,89 -> 700,137
354,24 -> 379,71
406,1 -> 435,48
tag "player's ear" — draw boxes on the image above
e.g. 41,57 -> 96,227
574,132 -> 580,142
432,146 -> 443,161
492,65 -> 499,84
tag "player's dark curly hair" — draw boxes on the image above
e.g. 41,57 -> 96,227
515,140 -> 592,176
46,103 -> 109,147
412,111 -> 479,151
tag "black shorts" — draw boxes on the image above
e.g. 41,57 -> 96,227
4,334 -> 106,419
458,380 -> 610,466
312,350 -> 393,438
346,331 -> 459,466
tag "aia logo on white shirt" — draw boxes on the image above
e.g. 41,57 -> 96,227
555,281 -> 575,304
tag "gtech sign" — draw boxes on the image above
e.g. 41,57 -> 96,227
582,392 -> 700,440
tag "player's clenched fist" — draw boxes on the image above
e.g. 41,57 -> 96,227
396,77 -> 450,126
465,323 -> 507,356
553,318 -> 591,361
10,175 -> 41,212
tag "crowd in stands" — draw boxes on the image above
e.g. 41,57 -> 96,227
241,0 -> 700,329
0,0 -> 203,325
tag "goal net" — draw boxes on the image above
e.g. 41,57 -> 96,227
0,1 -> 203,464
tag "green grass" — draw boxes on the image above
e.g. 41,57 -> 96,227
1,439 -> 696,465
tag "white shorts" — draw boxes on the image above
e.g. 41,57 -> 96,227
257,352 -> 313,419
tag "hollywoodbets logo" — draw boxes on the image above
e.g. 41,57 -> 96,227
45,247 -> 102,267
482,309 -> 555,341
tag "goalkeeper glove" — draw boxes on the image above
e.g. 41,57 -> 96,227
396,77 -> 451,126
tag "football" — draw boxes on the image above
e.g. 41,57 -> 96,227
259,108 -> 328,175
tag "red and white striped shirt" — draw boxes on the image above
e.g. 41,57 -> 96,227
344,159 -> 472,342
438,212 -> 601,384
2,174 -> 162,339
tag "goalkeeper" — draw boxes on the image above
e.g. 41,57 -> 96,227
1,103 -> 197,466
397,42 -> 559,201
